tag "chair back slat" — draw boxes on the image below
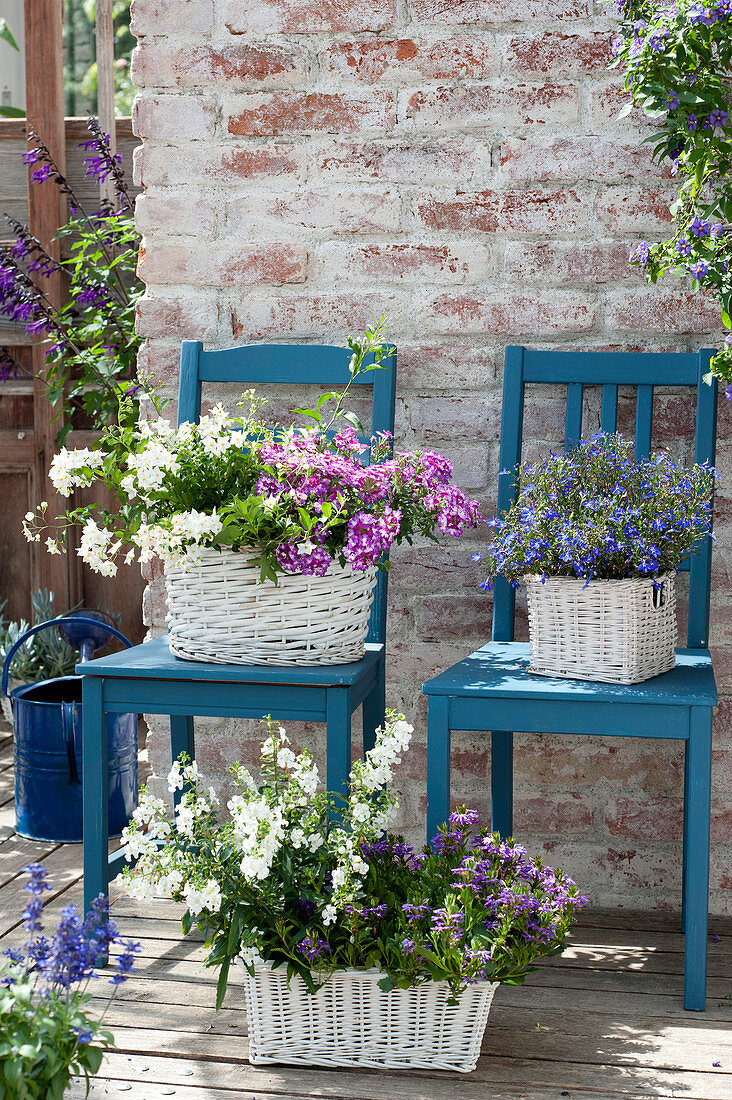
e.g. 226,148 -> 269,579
176,340 -> 397,647
634,385 -> 654,460
494,346 -> 718,649
600,384 -> 618,433
564,383 -> 583,450
493,346 -> 525,643
688,362 -> 719,648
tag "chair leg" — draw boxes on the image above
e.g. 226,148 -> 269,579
326,688 -> 352,803
427,696 -> 451,844
682,735 -> 691,933
683,707 -> 712,1011
170,715 -> 195,810
82,677 -> 108,932
362,655 -> 386,757
491,731 -> 514,838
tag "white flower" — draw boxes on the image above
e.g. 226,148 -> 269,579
77,519 -> 118,576
45,537 -> 61,555
175,804 -> 195,838
307,832 -> 324,853
322,904 -> 337,926
49,447 -> 104,497
167,760 -> 185,792
291,828 -> 305,849
237,944 -> 262,967
183,878 -> 222,914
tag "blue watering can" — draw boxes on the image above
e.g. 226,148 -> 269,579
2,613 -> 138,842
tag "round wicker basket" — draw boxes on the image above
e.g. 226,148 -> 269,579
165,546 -> 377,666
241,962 -> 497,1072
525,573 -> 677,685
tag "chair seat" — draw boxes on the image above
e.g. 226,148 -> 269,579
422,642 -> 716,707
77,633 -> 384,687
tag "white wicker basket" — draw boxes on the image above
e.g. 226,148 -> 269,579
165,546 -> 377,666
240,962 -> 497,1072
525,573 -> 677,685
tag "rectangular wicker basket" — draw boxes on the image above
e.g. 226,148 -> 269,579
525,573 -> 677,685
240,962 -> 497,1072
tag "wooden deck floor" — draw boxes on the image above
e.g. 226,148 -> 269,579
1,721 -> 731,1100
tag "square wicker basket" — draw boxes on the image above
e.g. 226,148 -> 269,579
525,573 -> 677,685
240,962 -> 497,1072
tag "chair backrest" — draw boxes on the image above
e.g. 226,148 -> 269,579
493,346 -> 718,650
177,340 -> 397,646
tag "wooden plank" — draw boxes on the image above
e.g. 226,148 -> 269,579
0,836 -> 59,888
82,1007 -> 732,1078
61,1048 -> 731,1100
0,841 -> 81,935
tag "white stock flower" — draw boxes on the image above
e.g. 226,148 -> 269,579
322,904 -> 337,926
290,828 -> 306,849
183,878 -> 222,914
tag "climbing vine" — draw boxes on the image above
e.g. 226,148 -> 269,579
610,1 -> 732,389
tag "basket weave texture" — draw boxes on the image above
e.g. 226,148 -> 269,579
166,547 -> 377,666
241,962 -> 497,1072
526,573 -> 677,685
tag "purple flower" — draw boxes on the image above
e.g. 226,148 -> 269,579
449,808 -> 480,828
666,93 -> 680,110
676,238 -> 692,256
691,217 -> 711,238
707,109 -> 728,128
110,939 -> 140,985
689,260 -> 710,279
725,384 -> 732,402
401,938 -> 417,955
629,242 -> 650,266
297,934 -> 330,963
687,114 -> 698,131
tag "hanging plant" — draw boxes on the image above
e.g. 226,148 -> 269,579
609,1 -> 732,390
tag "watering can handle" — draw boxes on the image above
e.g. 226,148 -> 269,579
61,701 -> 81,786
1,617 -> 133,699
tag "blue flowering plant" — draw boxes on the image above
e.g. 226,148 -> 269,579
609,1 -> 732,382
479,433 -> 714,589
0,864 -> 139,1099
120,713 -> 586,1008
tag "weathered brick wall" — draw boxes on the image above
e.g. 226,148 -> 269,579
130,0 -> 732,914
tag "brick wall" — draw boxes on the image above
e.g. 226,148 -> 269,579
129,0 -> 732,914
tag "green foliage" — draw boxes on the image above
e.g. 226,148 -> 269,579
51,208 -> 144,443
0,980 -> 111,1100
610,1 -> 732,380
0,590 -> 81,684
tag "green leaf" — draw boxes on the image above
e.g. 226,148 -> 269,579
293,407 -> 322,422
338,410 -> 364,433
215,958 -> 230,1010
83,1045 -> 104,1075
614,102 -> 635,121
317,391 -> 338,410
0,18 -> 19,49
0,106 -> 25,117
722,311 -> 732,330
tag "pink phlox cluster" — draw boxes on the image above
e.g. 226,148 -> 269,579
275,539 -> 333,577
344,506 -> 402,569
425,485 -> 484,536
333,426 -> 367,457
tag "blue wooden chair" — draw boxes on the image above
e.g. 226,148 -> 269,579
80,340 -> 395,916
422,346 -> 718,1011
